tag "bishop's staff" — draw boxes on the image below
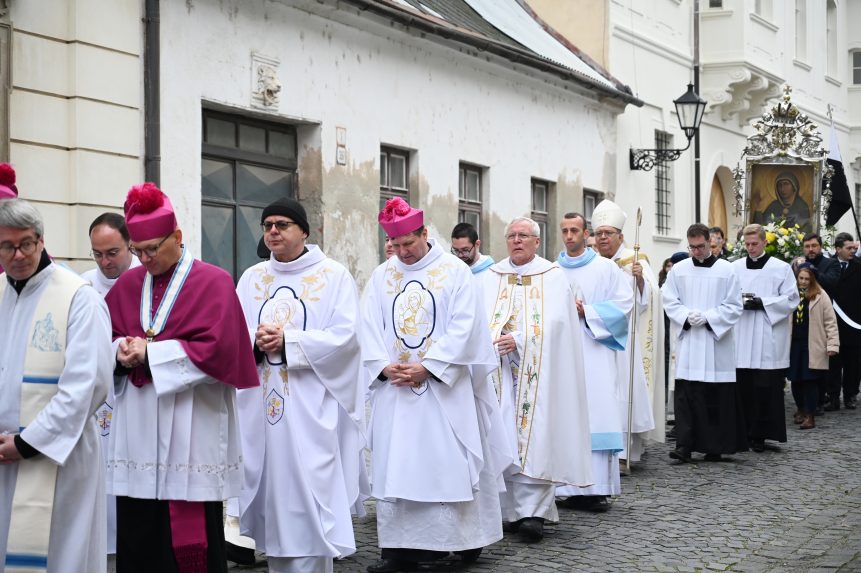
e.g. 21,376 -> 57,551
625,207 -> 642,475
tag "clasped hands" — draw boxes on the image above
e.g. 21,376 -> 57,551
0,433 -> 21,464
117,336 -> 148,369
687,311 -> 708,327
256,323 -> 284,354
383,363 -> 429,388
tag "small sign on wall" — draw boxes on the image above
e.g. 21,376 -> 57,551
336,126 -> 347,165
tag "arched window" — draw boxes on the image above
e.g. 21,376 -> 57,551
795,0 -> 807,61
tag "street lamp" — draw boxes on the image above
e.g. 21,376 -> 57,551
629,83 -> 707,171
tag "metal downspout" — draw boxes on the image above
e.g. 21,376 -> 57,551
144,0 -> 160,185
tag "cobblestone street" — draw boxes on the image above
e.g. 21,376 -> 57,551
231,393 -> 861,572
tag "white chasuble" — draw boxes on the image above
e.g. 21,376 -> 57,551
612,246 -> 664,444
0,264 -> 112,573
661,258 -> 743,382
732,257 -> 799,369
555,251 -> 631,497
481,256 -> 592,487
362,240 -> 507,551
235,246 -> 364,559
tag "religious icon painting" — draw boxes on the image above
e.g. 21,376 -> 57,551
97,402 -> 113,437
258,285 -> 307,365
748,163 -> 816,234
392,280 -> 436,350
266,389 -> 284,425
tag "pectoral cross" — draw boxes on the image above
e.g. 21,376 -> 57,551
146,329 -> 155,343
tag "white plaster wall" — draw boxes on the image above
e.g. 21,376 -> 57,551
159,0 -> 624,283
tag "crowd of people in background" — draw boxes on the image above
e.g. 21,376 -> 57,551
2,158 -> 860,573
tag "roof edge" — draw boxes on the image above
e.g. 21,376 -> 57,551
338,0 -> 644,106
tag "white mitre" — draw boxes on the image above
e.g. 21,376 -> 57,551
592,199 -> 627,231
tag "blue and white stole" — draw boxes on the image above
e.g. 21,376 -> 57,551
557,248 -> 628,351
140,247 -> 193,341
470,255 -> 494,274
1,268 -> 86,573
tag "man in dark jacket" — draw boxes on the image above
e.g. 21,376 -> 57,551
801,233 -> 840,297
826,233 -> 861,410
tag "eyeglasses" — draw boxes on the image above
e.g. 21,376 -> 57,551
688,243 -> 708,252
594,230 -> 619,238
90,247 -> 127,260
0,238 -> 40,259
451,245 -> 475,256
505,233 -> 537,242
262,220 -> 299,233
129,234 -> 172,258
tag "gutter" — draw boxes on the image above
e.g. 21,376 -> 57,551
339,0 -> 643,107
144,0 -> 160,184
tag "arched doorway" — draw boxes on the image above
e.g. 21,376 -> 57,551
708,173 -> 727,234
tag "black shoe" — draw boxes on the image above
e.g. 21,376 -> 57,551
518,517 -> 544,542
225,541 -> 256,566
585,496 -> 611,513
367,558 -> 417,573
703,453 -> 723,462
556,496 -> 588,510
669,447 -> 691,462
502,519 -> 522,533
455,548 -> 482,563
845,397 -> 857,410
751,439 -> 765,453
824,399 -> 841,412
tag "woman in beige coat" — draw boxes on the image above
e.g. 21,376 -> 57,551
788,264 -> 839,429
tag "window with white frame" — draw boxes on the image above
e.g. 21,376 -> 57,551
853,51 -> 861,85
458,163 -> 483,236
531,179 -> 550,258
201,111 -> 297,282
754,0 -> 772,20
827,0 -> 837,77
795,0 -> 807,61
379,146 -> 410,260
655,131 -> 673,235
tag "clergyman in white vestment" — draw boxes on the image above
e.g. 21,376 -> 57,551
480,217 -> 592,543
555,213 -> 631,512
235,198 -> 367,573
0,198 -> 112,573
80,211 -> 141,557
362,198 -> 510,573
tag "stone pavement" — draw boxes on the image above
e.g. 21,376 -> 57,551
230,393 -> 861,572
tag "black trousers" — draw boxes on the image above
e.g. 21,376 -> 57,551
674,379 -> 749,455
828,344 -> 861,402
116,497 -> 227,573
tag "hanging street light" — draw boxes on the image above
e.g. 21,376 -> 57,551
629,83 -> 707,171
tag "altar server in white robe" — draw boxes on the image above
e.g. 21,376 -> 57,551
662,223 -> 747,463
480,217 -> 592,543
105,184 -> 259,573
592,199 -> 664,467
234,198 -> 366,573
80,211 -> 140,557
733,224 -> 799,453
362,198 -> 511,573
555,213 -> 631,512
0,198 -> 112,573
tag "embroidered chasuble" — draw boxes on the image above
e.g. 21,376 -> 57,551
1,264 -> 112,572
362,240 -> 510,551
480,256 -> 592,487
234,246 -> 365,559
612,245 -> 664,444
732,256 -> 799,370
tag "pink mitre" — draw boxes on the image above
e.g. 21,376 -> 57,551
0,163 -> 18,199
378,197 -> 423,238
124,182 -> 178,242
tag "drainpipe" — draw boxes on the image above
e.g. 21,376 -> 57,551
693,0 -> 701,222
144,0 -> 160,184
